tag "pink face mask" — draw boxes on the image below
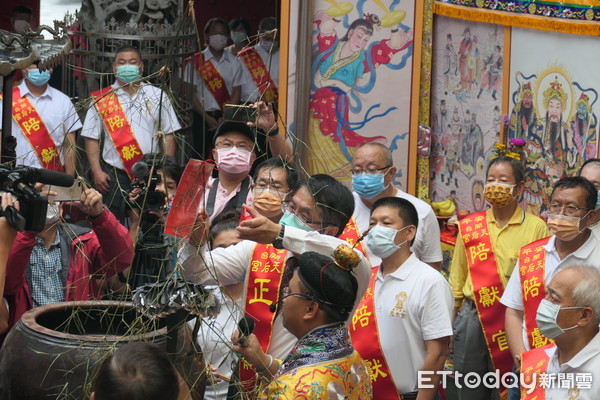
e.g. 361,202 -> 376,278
217,147 -> 252,174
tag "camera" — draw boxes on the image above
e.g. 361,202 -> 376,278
129,154 -> 167,213
0,164 -> 75,232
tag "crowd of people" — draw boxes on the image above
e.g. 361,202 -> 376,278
1,6 -> 600,400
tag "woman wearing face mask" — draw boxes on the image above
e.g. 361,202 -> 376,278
348,196 -> 453,399
183,17 -> 243,159
449,155 -> 549,400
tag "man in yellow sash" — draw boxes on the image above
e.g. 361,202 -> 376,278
350,196 -> 453,399
239,17 -> 280,104
450,156 -> 548,400
184,18 -> 243,158
82,45 -> 180,222
351,143 -> 442,269
179,174 -> 371,393
231,250 -> 372,399
0,64 -> 80,174
520,265 -> 600,399
501,177 -> 600,383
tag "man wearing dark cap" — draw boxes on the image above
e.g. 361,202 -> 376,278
231,249 -> 372,399
203,114 -> 256,223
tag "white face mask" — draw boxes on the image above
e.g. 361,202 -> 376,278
366,224 -> 412,259
259,39 -> 274,52
535,299 -> 582,339
13,19 -> 30,34
209,34 -> 228,51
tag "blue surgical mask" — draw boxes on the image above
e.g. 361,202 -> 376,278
279,210 -> 313,232
352,173 -> 388,199
535,299 -> 582,339
26,69 -> 51,86
366,224 -> 411,259
231,31 -> 247,44
596,190 -> 600,209
116,65 -> 141,83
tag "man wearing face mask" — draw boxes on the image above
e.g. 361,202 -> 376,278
519,265 -> 600,399
2,188 -> 134,335
238,17 -> 280,104
349,196 -> 453,399
82,45 -> 180,222
450,156 -> 548,400
501,176 -> 600,386
184,18 -> 243,158
350,142 -> 442,269
252,158 -> 299,223
0,64 -> 80,174
179,174 -> 371,395
578,158 -> 600,237
203,118 -> 257,224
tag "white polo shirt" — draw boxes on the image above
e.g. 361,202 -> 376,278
544,331 -> 600,400
80,82 -> 181,169
178,225 -> 372,361
368,254 -> 453,392
352,189 -> 443,265
0,81 -> 82,168
239,45 -> 280,103
500,232 -> 600,350
192,286 -> 243,400
184,48 -> 243,112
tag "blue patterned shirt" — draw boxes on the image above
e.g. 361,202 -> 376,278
29,234 -> 64,306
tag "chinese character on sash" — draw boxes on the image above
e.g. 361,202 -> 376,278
107,115 -> 125,130
22,117 -> 41,135
352,305 -> 372,330
492,330 -> 509,351
121,144 -> 141,161
41,148 -> 57,163
478,286 -> 501,307
249,278 -> 273,306
364,359 -> 388,382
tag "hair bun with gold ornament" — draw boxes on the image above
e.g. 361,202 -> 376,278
333,244 -> 360,271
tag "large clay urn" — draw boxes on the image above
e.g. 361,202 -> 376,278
0,301 -> 206,399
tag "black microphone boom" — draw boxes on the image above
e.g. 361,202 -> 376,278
10,166 -> 75,188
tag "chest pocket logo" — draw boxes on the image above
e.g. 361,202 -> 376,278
390,291 -> 407,318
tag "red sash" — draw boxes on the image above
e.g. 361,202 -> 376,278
239,47 -> 278,103
91,87 -> 144,179
240,243 -> 287,393
349,267 -> 401,399
4,87 -> 62,171
518,237 -> 553,349
193,53 -> 230,111
460,211 -> 513,376
339,217 -> 368,261
520,344 -> 553,399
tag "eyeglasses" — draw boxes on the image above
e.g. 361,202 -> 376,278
282,286 -> 315,302
281,201 -> 331,227
547,203 -> 590,216
350,165 -> 392,175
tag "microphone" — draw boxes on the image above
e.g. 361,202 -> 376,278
269,298 -> 285,313
237,316 -> 255,345
11,166 -> 75,188
131,161 -> 149,180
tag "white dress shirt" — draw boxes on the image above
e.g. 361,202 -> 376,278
178,226 -> 371,360
239,45 -> 280,103
80,82 -> 181,169
368,254 -> 453,392
184,47 -> 243,112
544,331 -> 600,400
0,81 -> 82,168
352,189 -> 443,265
500,233 -> 600,350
